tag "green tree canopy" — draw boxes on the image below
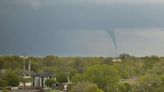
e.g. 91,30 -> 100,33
71,82 -> 103,92
6,73 -> 20,87
45,79 -> 57,87
83,64 -> 120,91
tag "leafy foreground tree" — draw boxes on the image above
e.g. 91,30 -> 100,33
83,64 -> 120,91
6,73 -> 20,87
71,82 -> 103,92
71,73 -> 83,83
45,79 -> 57,87
56,72 -> 68,83
139,74 -> 162,92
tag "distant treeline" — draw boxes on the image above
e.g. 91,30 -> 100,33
0,54 -> 164,92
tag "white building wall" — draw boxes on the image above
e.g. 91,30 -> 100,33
40,77 -> 42,87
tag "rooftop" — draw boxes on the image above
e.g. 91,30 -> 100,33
31,72 -> 55,77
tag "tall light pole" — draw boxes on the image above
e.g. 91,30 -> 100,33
28,59 -> 31,76
23,55 -> 26,77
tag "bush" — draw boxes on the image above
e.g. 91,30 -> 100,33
45,79 -> 57,87
6,73 -> 20,87
71,82 -> 104,92
0,79 -> 7,87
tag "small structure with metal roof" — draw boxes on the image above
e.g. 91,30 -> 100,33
32,72 -> 55,88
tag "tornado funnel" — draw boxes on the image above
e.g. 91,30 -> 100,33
106,29 -> 117,49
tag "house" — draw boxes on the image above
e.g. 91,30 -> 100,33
32,72 -> 55,88
112,58 -> 122,63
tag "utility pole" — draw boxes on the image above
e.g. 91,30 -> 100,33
23,55 -> 26,88
23,55 -> 26,77
28,59 -> 31,76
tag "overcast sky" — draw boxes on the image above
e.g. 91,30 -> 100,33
1,0 -> 164,57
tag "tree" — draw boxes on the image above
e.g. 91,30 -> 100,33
139,74 -> 162,92
119,53 -> 131,60
71,73 -> 83,83
71,82 -> 103,92
45,79 -> 57,87
0,58 -> 4,69
56,72 -> 67,83
83,64 -> 120,92
6,73 -> 20,87
116,83 -> 132,92
0,79 -> 7,87
103,57 -> 113,65
148,62 -> 164,75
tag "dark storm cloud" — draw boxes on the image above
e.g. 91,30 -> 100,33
0,0 -> 164,56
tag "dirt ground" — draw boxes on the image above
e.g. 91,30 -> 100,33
11,89 -> 40,92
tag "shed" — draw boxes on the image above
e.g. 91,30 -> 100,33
32,72 -> 55,88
